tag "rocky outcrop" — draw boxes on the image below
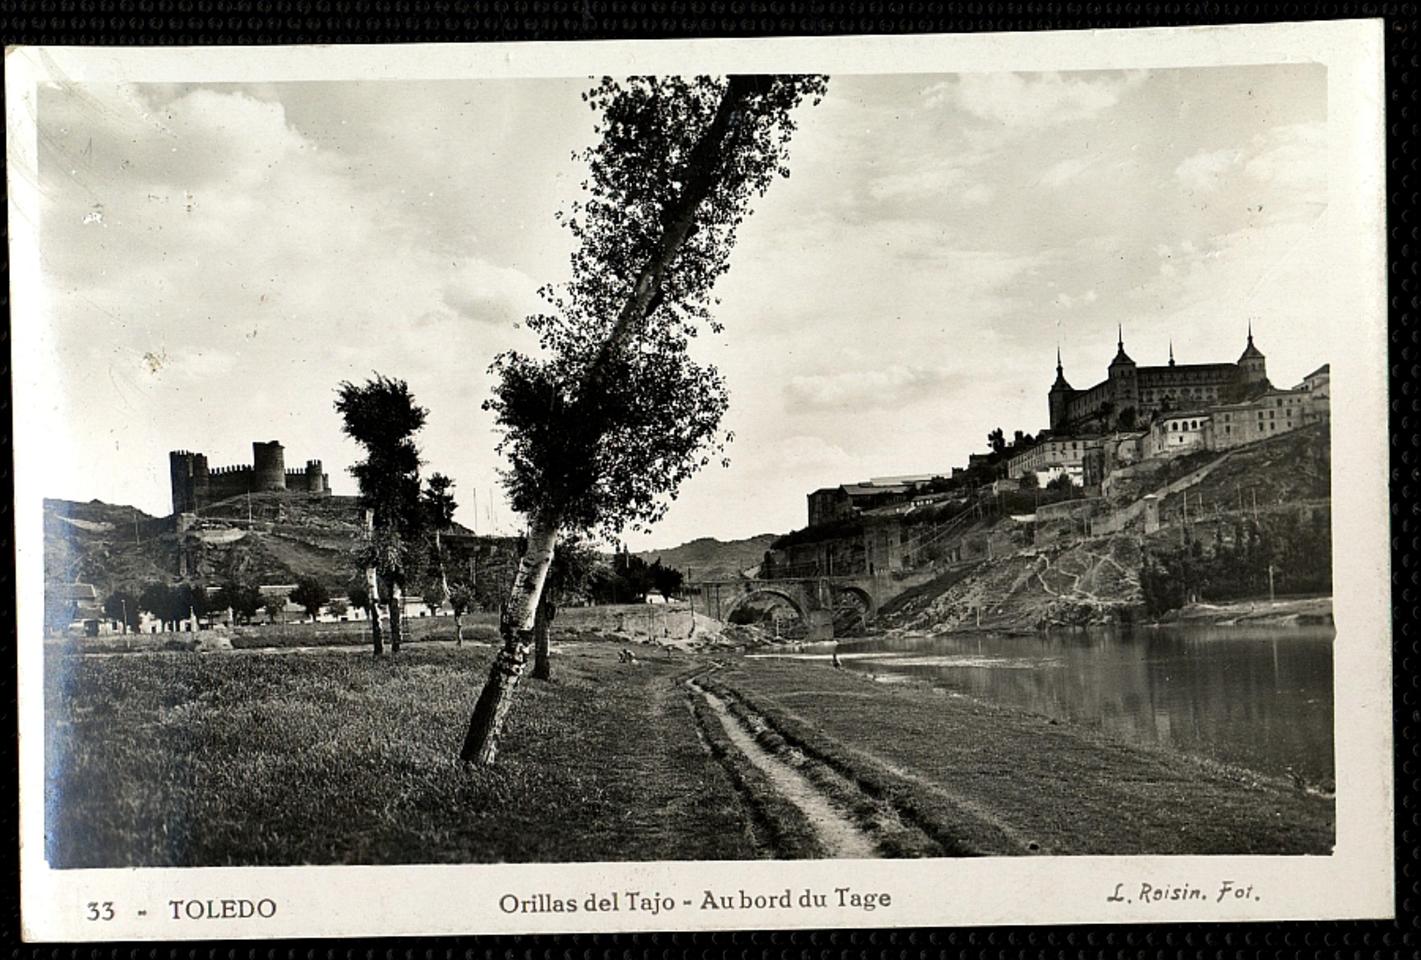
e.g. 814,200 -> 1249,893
880,535 -> 1146,633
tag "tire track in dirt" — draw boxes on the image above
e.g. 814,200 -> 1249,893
687,677 -> 881,859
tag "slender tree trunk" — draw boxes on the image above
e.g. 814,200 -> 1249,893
363,507 -> 386,656
388,579 -> 404,654
531,598 -> 558,680
460,509 -> 559,764
365,563 -> 385,656
435,527 -> 461,645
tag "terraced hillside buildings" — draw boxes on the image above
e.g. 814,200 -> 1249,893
800,327 -> 1329,529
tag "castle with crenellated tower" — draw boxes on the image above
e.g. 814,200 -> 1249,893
169,440 -> 330,515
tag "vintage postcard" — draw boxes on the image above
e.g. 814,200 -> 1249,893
9,19 -> 1392,941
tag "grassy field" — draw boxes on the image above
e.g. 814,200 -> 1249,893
705,659 -> 1334,856
44,640 -> 1334,866
44,644 -> 758,867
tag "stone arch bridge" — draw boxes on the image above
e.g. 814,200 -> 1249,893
688,570 -> 936,641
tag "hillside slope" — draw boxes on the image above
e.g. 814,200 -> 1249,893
883,536 -> 1144,633
636,533 -> 776,580
880,424 -> 1330,633
45,492 -> 496,595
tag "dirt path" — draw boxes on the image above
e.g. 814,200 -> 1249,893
689,679 -> 881,859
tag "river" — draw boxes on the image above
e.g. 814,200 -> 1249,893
751,623 -> 1335,784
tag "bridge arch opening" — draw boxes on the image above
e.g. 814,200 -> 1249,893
829,585 -> 875,633
723,589 -> 809,640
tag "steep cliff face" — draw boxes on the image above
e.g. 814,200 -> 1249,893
879,535 -> 1145,633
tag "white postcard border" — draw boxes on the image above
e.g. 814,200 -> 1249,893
8,18 -> 1393,941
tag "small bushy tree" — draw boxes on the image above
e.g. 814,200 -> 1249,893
216,579 -> 262,624
336,374 -> 427,655
289,577 -> 330,621
263,592 -> 287,624
447,582 -> 477,645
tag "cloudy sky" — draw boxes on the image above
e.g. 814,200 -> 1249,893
33,64 -> 1328,549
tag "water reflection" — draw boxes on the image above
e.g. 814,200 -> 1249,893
756,624 -> 1335,783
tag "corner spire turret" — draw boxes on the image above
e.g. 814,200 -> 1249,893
1110,324 -> 1134,367
1051,345 -> 1073,391
1238,320 -> 1264,362
1169,340 -> 1175,367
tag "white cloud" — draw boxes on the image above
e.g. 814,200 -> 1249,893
784,365 -> 957,411
1174,148 -> 1243,192
949,71 -> 1144,128
1244,121 -> 1326,195
440,260 -> 539,323
960,182 -> 995,205
1053,288 -> 1098,309
1040,155 -> 1096,187
867,159 -> 995,207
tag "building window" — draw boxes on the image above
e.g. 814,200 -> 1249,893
1225,426 -> 1231,434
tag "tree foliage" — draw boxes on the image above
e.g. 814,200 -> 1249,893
1139,510 -> 1332,616
102,590 -> 141,631
216,579 -> 262,624
336,374 -> 428,547
484,74 -> 827,540
336,374 -> 428,654
289,576 -> 331,620
263,591 -> 287,623
137,582 -> 211,627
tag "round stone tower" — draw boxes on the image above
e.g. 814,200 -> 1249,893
304,459 -> 326,494
252,440 -> 287,492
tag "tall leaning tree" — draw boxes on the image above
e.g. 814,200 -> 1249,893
336,374 -> 428,656
460,74 -> 826,765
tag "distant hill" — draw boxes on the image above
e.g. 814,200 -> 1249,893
635,534 -> 777,581
44,492 -> 504,597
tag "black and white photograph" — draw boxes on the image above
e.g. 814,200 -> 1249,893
9,20 -> 1392,940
